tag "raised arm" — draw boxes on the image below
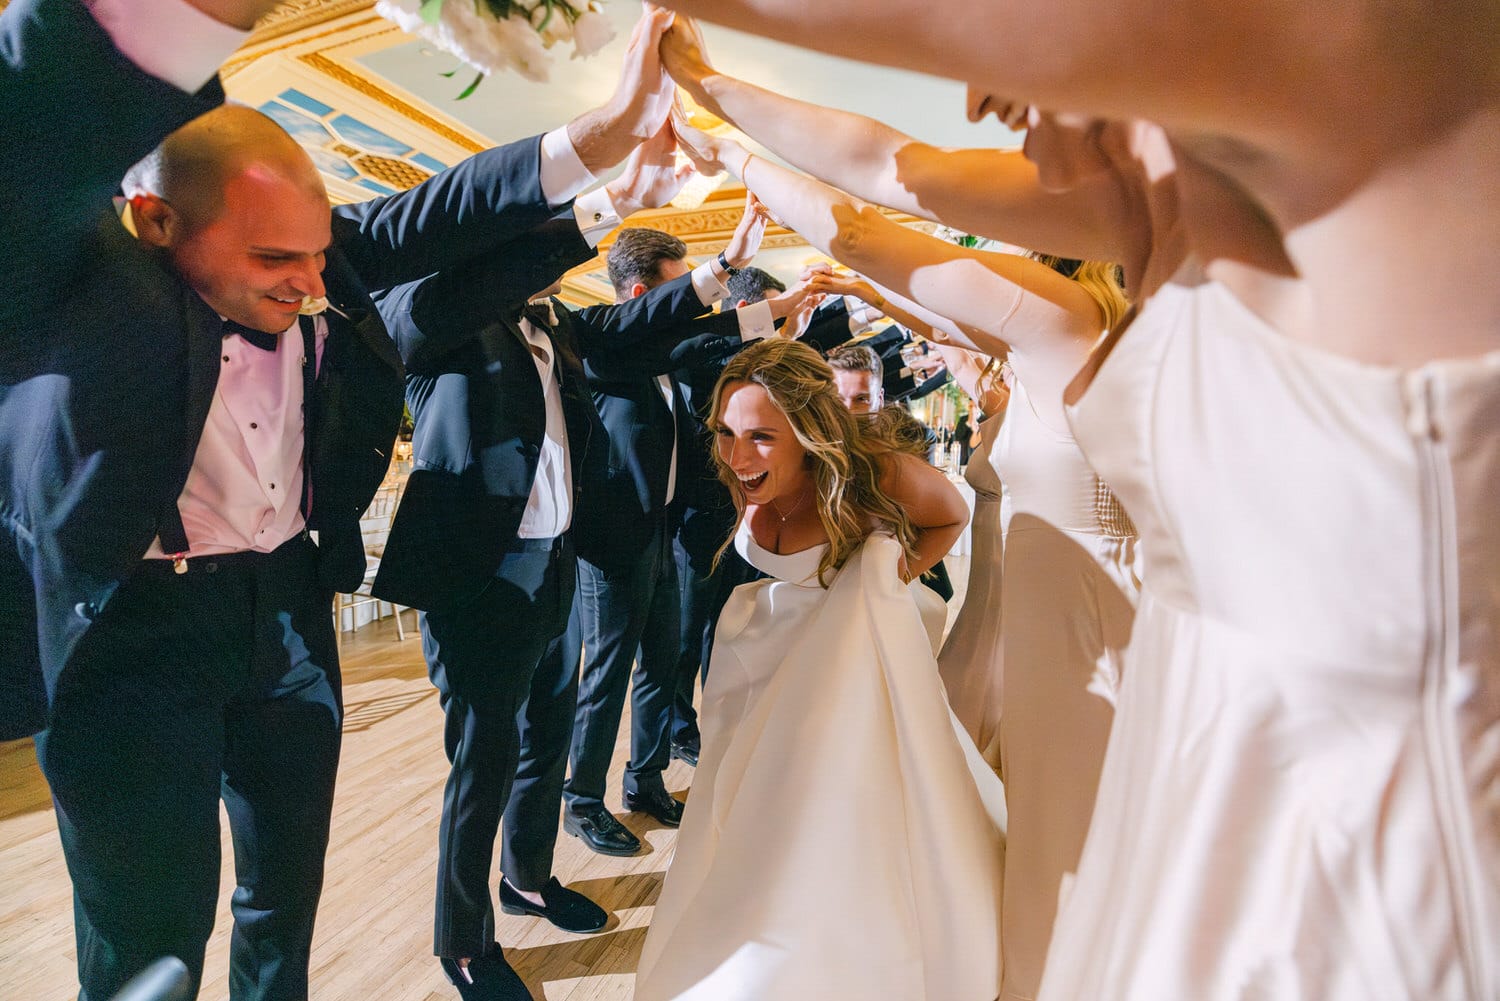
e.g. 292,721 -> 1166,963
331,7 -> 679,292
376,122 -> 698,373
653,2 -> 1484,162
582,316 -> 744,382
571,273 -> 730,360
658,16 -> 1139,264
376,213 -> 595,374
1,0 -> 254,333
674,122 -> 1104,389
930,343 -> 1004,417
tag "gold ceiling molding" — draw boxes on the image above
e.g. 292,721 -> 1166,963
297,49 -> 486,153
248,0 -> 376,44
220,14 -> 391,79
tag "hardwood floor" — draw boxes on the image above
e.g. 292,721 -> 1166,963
1,557 -> 970,1000
0,615 -> 688,1001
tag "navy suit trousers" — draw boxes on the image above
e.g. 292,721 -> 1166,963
34,537 -> 339,1001
420,535 -> 575,958
564,518 -> 679,813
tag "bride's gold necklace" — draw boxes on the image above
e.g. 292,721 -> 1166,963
768,487 -> 809,523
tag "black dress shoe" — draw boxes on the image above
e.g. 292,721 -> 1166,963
563,807 -> 642,856
669,735 -> 700,766
622,786 -> 684,827
499,876 -> 608,933
439,943 -> 533,1001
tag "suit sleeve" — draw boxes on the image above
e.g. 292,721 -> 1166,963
332,133 -> 566,296
0,0 -> 224,333
373,210 -> 596,375
890,368 -> 951,403
582,313 -> 746,382
568,270 -> 721,357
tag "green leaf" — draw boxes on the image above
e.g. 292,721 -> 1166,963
419,0 -> 445,25
455,70 -> 486,100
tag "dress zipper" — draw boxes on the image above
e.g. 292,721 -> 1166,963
1406,367 -> 1489,999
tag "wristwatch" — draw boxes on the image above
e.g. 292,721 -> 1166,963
717,250 -> 740,276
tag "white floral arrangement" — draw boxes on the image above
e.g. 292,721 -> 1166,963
376,0 -> 615,90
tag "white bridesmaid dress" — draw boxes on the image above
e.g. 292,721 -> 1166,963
1040,269 -> 1500,1000
989,373 -> 1141,1001
939,410 -> 1010,769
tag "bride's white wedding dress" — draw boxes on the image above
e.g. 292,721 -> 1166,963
634,523 -> 1007,1001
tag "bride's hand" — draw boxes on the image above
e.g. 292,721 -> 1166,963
669,103 -> 723,175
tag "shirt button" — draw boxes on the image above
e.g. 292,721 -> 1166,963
250,422 -> 259,430
222,355 -> 230,363
269,483 -> 277,490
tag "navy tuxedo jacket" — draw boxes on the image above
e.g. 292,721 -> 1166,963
372,257 -> 747,609
0,0 -> 572,736
573,288 -> 745,575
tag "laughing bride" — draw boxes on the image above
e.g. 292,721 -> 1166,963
634,338 -> 1006,1001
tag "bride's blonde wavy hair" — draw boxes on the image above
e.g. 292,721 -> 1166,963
708,339 -> 919,587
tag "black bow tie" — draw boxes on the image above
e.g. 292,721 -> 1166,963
520,302 -> 555,331
222,318 -> 280,352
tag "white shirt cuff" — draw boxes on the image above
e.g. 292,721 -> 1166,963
736,300 -> 775,342
847,297 -> 882,333
90,0 -> 249,93
572,187 -> 621,248
691,261 -> 729,308
540,126 -> 598,208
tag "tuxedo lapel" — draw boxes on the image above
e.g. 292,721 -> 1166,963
343,300 -> 403,374
180,292 -> 224,473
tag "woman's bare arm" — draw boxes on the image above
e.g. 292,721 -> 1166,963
879,452 -> 968,581
660,18 -> 1138,263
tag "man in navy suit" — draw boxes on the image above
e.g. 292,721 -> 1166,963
560,221 -> 818,853
0,1 -> 681,998
366,125 -> 748,999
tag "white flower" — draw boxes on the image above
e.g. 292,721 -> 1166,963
492,13 -> 553,81
530,2 -> 573,45
570,10 -> 614,58
373,0 -> 424,34
376,0 -> 610,83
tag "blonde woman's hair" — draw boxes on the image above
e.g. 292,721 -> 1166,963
1028,254 -> 1130,331
933,227 -> 1129,333
709,339 -> 918,587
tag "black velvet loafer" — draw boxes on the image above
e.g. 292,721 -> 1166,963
499,876 -> 608,934
439,942 -> 532,1001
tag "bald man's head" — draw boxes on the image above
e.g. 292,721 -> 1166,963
126,106 -> 333,333
125,105 -> 324,230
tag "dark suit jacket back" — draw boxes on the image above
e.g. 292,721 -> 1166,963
371,252 -> 748,608
571,286 -> 745,573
